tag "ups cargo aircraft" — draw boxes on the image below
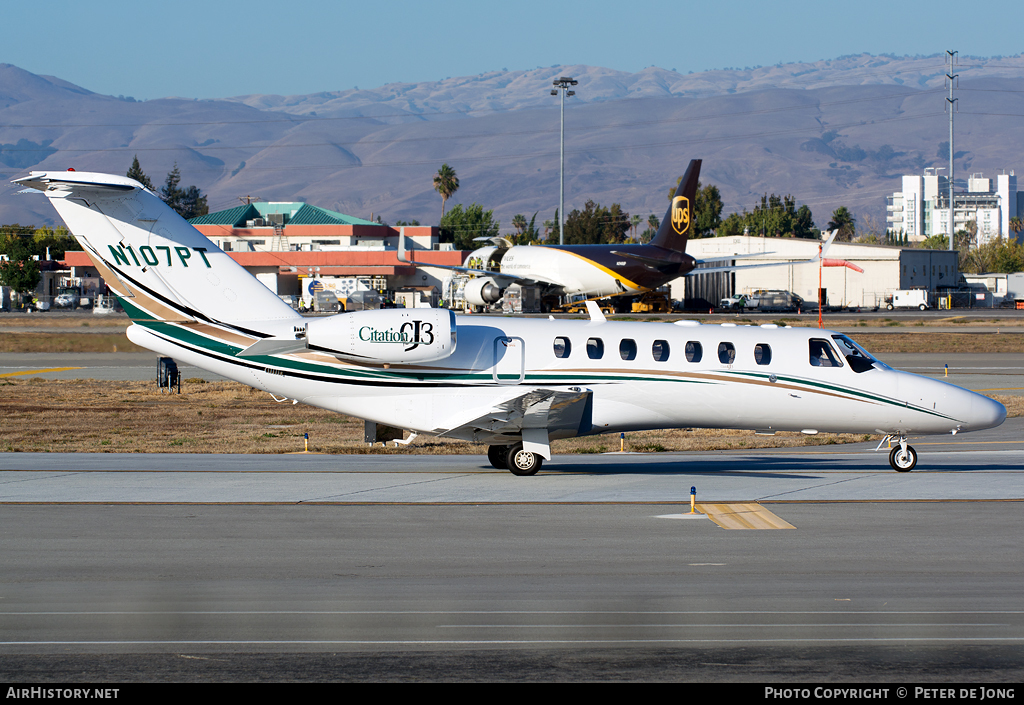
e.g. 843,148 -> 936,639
400,159 -> 831,308
16,169 -> 1006,475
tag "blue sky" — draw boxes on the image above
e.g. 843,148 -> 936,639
4,0 -> 1023,99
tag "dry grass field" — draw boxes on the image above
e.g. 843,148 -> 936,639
1,377 -> 1019,456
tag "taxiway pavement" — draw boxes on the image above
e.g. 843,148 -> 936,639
2,363 -> 1022,681
1,420 -> 1023,504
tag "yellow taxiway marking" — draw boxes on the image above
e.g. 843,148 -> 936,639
0,367 -> 83,378
696,503 -> 796,530
976,387 -> 1024,392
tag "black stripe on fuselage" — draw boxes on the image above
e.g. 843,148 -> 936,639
99,256 -> 273,339
144,326 -> 500,389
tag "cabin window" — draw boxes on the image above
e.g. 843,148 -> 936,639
809,339 -> 844,368
587,338 -> 604,360
652,340 -> 670,362
685,341 -> 702,363
754,343 -> 772,365
553,337 -> 571,359
718,342 -> 736,365
619,339 -> 637,361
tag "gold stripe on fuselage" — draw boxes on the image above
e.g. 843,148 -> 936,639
557,250 -> 644,292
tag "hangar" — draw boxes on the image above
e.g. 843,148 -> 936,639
676,235 -> 960,309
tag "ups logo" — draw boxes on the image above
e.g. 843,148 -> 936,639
671,196 -> 690,236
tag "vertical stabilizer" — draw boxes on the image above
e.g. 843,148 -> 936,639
14,171 -> 300,334
650,159 -> 701,253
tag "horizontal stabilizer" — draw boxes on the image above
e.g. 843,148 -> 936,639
15,172 -> 139,193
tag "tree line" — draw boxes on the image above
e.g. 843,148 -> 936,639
128,156 -> 209,219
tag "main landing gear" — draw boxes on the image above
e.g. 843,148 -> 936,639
487,443 -> 543,476
878,435 -> 918,472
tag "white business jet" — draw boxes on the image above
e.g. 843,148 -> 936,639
15,169 -> 1005,475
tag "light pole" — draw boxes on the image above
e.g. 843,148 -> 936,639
945,50 -> 958,252
551,77 -> 577,245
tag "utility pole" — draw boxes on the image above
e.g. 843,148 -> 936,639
946,50 -> 958,252
551,77 -> 577,245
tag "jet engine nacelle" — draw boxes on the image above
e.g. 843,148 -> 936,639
305,308 -> 456,364
464,277 -> 505,306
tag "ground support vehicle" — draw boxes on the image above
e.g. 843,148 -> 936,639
885,289 -> 930,311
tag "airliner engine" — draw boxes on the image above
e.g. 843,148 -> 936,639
463,277 -> 504,306
304,308 -> 457,364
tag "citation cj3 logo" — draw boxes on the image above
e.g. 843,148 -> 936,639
671,195 -> 691,236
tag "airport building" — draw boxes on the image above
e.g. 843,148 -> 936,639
886,169 -> 1022,245
676,235 -> 960,309
63,201 -> 464,309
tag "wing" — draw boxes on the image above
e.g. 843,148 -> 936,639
430,387 -> 593,459
690,231 -> 837,275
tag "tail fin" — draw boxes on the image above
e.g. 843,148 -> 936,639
650,159 -> 701,253
14,171 -> 299,334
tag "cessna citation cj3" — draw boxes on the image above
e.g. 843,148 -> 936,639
17,169 -> 1005,475
401,159 -> 830,309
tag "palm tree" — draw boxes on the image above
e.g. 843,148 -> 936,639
827,206 -> 856,242
1010,216 -> 1022,240
512,214 -> 527,235
630,214 -> 642,241
511,214 -> 527,245
433,164 -> 459,220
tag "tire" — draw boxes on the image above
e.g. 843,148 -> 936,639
919,304 -> 927,311
487,445 -> 508,470
889,445 -> 918,472
886,303 -> 894,310
506,442 -> 542,476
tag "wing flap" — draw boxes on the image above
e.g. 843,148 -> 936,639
432,387 -> 593,457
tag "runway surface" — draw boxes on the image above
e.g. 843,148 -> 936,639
2,419 -> 1023,681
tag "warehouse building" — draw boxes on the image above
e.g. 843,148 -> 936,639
676,236 -> 959,309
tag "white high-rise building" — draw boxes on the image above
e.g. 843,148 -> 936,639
887,170 -> 1021,245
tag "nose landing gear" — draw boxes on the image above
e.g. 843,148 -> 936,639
878,435 -> 918,472
889,444 -> 918,472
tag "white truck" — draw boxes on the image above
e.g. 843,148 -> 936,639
886,289 -> 930,311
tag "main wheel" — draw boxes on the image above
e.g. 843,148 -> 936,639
506,443 -> 542,476
889,445 -> 918,472
487,445 -> 509,470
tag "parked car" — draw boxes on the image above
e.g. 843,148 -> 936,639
54,288 -> 80,308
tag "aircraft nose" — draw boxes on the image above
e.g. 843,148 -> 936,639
968,393 -> 1006,430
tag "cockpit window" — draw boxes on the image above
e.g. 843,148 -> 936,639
831,334 -> 884,373
809,339 -> 843,368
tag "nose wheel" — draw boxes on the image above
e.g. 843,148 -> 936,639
889,443 -> 918,472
